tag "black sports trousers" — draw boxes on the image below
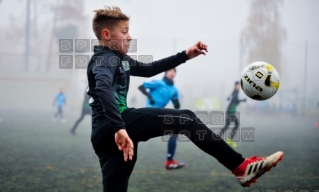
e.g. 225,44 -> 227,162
91,107 -> 244,192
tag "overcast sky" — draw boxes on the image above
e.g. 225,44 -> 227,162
82,0 -> 319,42
0,0 -> 318,41
0,0 -> 318,107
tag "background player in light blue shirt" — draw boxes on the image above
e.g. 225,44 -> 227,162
139,68 -> 185,170
52,87 -> 66,122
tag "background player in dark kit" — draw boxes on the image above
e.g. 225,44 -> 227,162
70,89 -> 92,135
220,81 -> 246,148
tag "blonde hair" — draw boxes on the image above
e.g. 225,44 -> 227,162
92,6 -> 129,40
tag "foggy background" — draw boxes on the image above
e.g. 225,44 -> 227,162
0,1 -> 319,191
0,0 -> 318,115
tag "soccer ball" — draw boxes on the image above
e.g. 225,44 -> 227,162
240,62 -> 280,100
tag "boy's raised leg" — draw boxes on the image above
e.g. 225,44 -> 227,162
121,107 -> 283,187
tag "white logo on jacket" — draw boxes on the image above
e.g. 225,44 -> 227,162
122,61 -> 130,71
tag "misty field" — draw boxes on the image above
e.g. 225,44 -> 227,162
0,109 -> 318,192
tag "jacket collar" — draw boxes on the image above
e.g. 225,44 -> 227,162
163,76 -> 174,86
93,45 -> 125,58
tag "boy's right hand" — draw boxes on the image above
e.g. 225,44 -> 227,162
115,129 -> 134,162
186,41 -> 208,59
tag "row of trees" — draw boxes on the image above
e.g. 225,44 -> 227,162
1,0 -> 87,72
242,0 -> 286,74
1,0 -> 286,74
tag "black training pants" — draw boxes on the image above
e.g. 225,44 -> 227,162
91,108 -> 244,192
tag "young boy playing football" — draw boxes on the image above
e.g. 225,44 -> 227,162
87,6 -> 283,192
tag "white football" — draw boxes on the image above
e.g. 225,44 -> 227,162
241,61 -> 280,100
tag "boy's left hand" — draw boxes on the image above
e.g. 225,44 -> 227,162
186,41 -> 208,59
115,129 -> 134,162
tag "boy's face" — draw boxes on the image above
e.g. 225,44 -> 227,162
235,84 -> 241,90
165,69 -> 176,80
108,20 -> 132,55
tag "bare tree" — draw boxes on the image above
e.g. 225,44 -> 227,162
46,0 -> 87,71
241,0 -> 286,74
45,0 -> 60,72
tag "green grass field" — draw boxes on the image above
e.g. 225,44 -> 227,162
0,109 -> 318,192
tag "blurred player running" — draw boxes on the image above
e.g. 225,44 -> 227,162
70,89 -> 92,135
52,87 -> 66,123
139,68 -> 185,170
220,81 -> 246,148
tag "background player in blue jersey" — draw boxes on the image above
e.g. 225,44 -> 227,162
52,87 -> 66,123
138,68 -> 185,170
